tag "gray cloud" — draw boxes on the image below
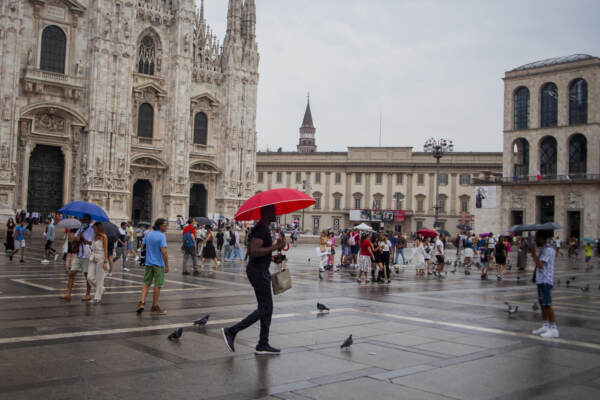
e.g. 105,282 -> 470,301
200,0 -> 600,152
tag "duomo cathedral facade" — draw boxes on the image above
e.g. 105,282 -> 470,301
0,0 -> 259,223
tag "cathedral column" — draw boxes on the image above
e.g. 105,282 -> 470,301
386,173 -> 393,209
406,173 -> 413,212
61,146 -> 72,205
324,172 -> 331,211
20,143 -> 31,209
345,172 -> 352,209
450,173 -> 457,215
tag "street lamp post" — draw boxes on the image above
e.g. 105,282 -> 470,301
300,179 -> 311,232
423,138 -> 454,229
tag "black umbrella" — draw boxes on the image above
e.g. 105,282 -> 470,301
509,222 -> 562,233
437,229 -> 451,237
194,217 -> 215,226
101,221 -> 120,243
456,224 -> 472,231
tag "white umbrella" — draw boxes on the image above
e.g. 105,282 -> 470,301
355,223 -> 373,231
56,218 -> 81,230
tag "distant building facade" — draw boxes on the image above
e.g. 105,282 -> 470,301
256,101 -> 503,234
0,0 -> 258,223
494,54 -> 600,240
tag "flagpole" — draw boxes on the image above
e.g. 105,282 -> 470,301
379,106 -> 382,147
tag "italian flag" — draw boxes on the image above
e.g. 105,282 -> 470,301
536,171 -> 542,181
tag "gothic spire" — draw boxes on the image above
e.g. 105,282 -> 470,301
301,96 -> 314,129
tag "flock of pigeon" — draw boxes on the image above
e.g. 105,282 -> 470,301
503,272 -> 598,319
166,302 -> 355,350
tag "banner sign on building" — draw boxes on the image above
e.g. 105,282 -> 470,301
350,209 -> 405,223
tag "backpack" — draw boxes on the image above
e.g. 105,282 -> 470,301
183,231 -> 194,248
229,232 -> 236,246
348,233 -> 356,246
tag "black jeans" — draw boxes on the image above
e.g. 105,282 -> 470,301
230,265 -> 272,347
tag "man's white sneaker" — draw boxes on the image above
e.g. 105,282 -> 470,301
41,259 -> 49,264
540,327 -> 559,338
123,267 -> 130,272
532,326 -> 548,335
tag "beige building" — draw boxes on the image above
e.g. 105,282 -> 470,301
257,101 -> 503,234
0,0 -> 258,224
495,54 -> 600,239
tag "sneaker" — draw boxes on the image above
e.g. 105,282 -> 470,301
9,254 -> 13,261
41,259 -> 49,264
123,267 -> 130,272
255,344 -> 281,355
532,326 -> 548,335
20,259 -> 25,263
540,327 -> 559,338
222,327 -> 236,352
193,270 -> 200,276
182,271 -> 190,276
136,302 -> 145,313
151,305 -> 167,315
497,275 -> 503,281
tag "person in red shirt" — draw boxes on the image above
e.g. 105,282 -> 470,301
357,233 -> 375,284
181,219 -> 199,275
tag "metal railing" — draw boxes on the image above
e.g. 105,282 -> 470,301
473,174 -> 600,185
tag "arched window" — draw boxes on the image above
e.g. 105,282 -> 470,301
569,134 -> 587,175
569,79 -> 587,125
512,138 -> 529,178
539,136 -> 557,177
40,26 -> 67,74
138,36 -> 156,75
514,86 -> 530,130
193,112 -> 208,145
540,83 -> 558,127
137,103 -> 154,138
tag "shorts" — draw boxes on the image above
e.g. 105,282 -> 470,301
537,283 -> 553,306
107,242 -> 114,257
358,255 -> 372,273
351,245 -> 359,255
585,256 -> 591,262
45,240 -> 53,250
464,248 -> 474,258
14,239 -> 25,249
127,241 -> 133,251
144,266 -> 165,287
343,246 -> 351,256
435,255 -> 444,265
495,256 -> 506,265
71,257 -> 90,273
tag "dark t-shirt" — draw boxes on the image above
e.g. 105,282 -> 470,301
248,222 -> 272,267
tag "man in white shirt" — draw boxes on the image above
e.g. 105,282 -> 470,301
530,231 -> 559,338
229,228 -> 243,261
223,227 -> 232,260
434,234 -> 445,278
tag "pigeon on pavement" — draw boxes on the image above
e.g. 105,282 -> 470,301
194,315 -> 210,327
317,302 -> 330,312
168,328 -> 183,340
340,334 -> 353,349
581,284 -> 590,293
504,302 -> 518,317
532,303 -> 539,311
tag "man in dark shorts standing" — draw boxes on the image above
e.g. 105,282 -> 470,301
530,230 -> 559,338
222,205 -> 286,355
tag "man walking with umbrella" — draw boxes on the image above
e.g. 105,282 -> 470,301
222,205 -> 286,355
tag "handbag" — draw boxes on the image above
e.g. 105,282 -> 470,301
271,263 -> 292,295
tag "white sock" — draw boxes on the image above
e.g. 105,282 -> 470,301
550,324 -> 557,330
543,321 -> 549,328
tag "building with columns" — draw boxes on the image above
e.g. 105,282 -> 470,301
493,54 -> 600,239
0,0 -> 258,224
256,100 -> 503,234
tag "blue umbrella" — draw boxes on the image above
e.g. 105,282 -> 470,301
59,201 -> 109,222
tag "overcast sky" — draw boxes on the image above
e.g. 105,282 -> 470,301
198,0 -> 600,153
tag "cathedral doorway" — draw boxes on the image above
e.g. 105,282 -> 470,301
189,184 -> 207,218
27,145 -> 64,214
132,180 -> 152,224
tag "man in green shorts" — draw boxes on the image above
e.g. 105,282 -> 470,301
136,218 -> 169,315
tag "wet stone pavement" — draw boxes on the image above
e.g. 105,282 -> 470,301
1,233 -> 600,400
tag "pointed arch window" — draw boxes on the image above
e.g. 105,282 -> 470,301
539,136 -> 557,177
193,112 -> 208,145
569,79 -> 587,125
540,83 -> 558,127
138,36 -> 156,75
40,25 -> 67,74
137,103 -> 154,138
569,134 -> 587,175
514,86 -> 530,130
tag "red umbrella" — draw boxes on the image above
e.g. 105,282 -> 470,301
417,228 -> 438,238
235,188 -> 315,221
